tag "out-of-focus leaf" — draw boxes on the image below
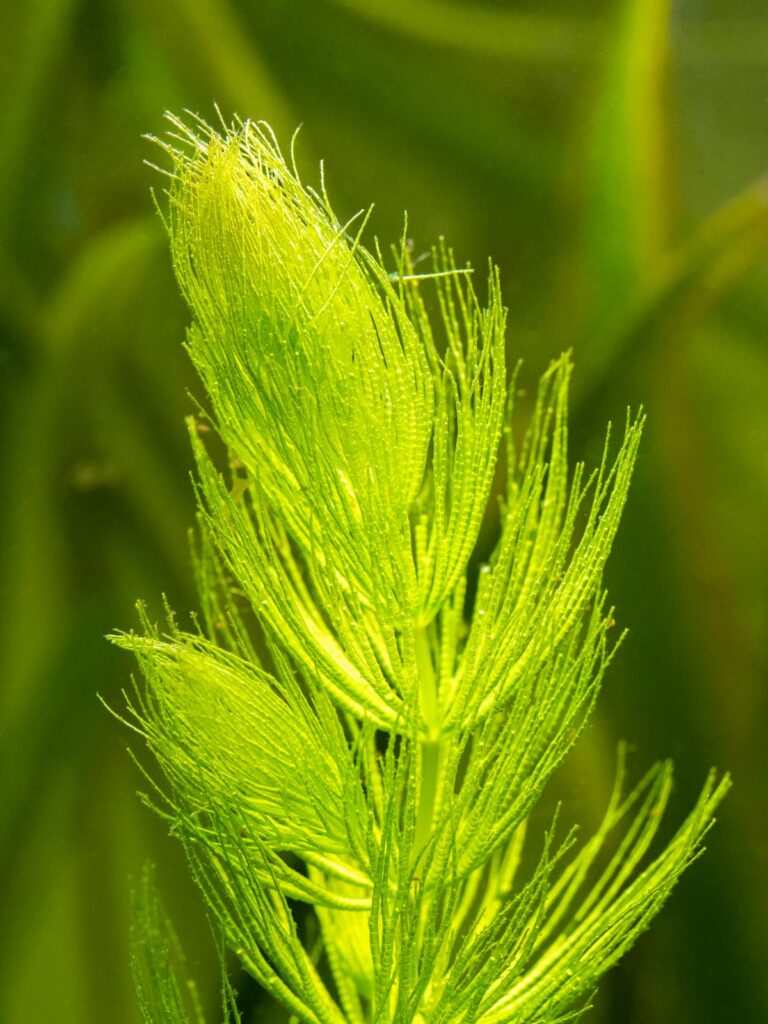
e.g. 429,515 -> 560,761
582,0 -> 671,339
0,0 -> 79,246
597,318 -> 768,1022
331,1 -> 768,68
252,0 -> 555,216
1,218 -> 160,729
126,0 -> 294,138
675,17 -> 768,65
329,0 -> 600,62
576,176 -> 768,412
0,767 -> 93,1022
681,324 -> 768,740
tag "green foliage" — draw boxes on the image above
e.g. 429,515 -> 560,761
113,116 -> 729,1024
132,864 -> 240,1024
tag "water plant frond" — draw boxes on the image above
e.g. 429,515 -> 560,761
115,112 -> 729,1023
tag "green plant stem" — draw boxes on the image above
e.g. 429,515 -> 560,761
415,626 -> 438,735
415,625 -> 441,856
416,739 -> 441,860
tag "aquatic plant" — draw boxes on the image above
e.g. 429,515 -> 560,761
113,113 -> 728,1023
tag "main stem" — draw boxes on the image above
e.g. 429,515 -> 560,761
414,626 -> 441,857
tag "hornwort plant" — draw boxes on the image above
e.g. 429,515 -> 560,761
112,112 -> 729,1024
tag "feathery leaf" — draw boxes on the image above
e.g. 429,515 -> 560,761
115,113 -> 729,1024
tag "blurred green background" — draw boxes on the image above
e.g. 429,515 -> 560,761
1,0 -> 767,1021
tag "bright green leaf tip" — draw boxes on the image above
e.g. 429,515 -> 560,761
114,111 -> 729,1023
